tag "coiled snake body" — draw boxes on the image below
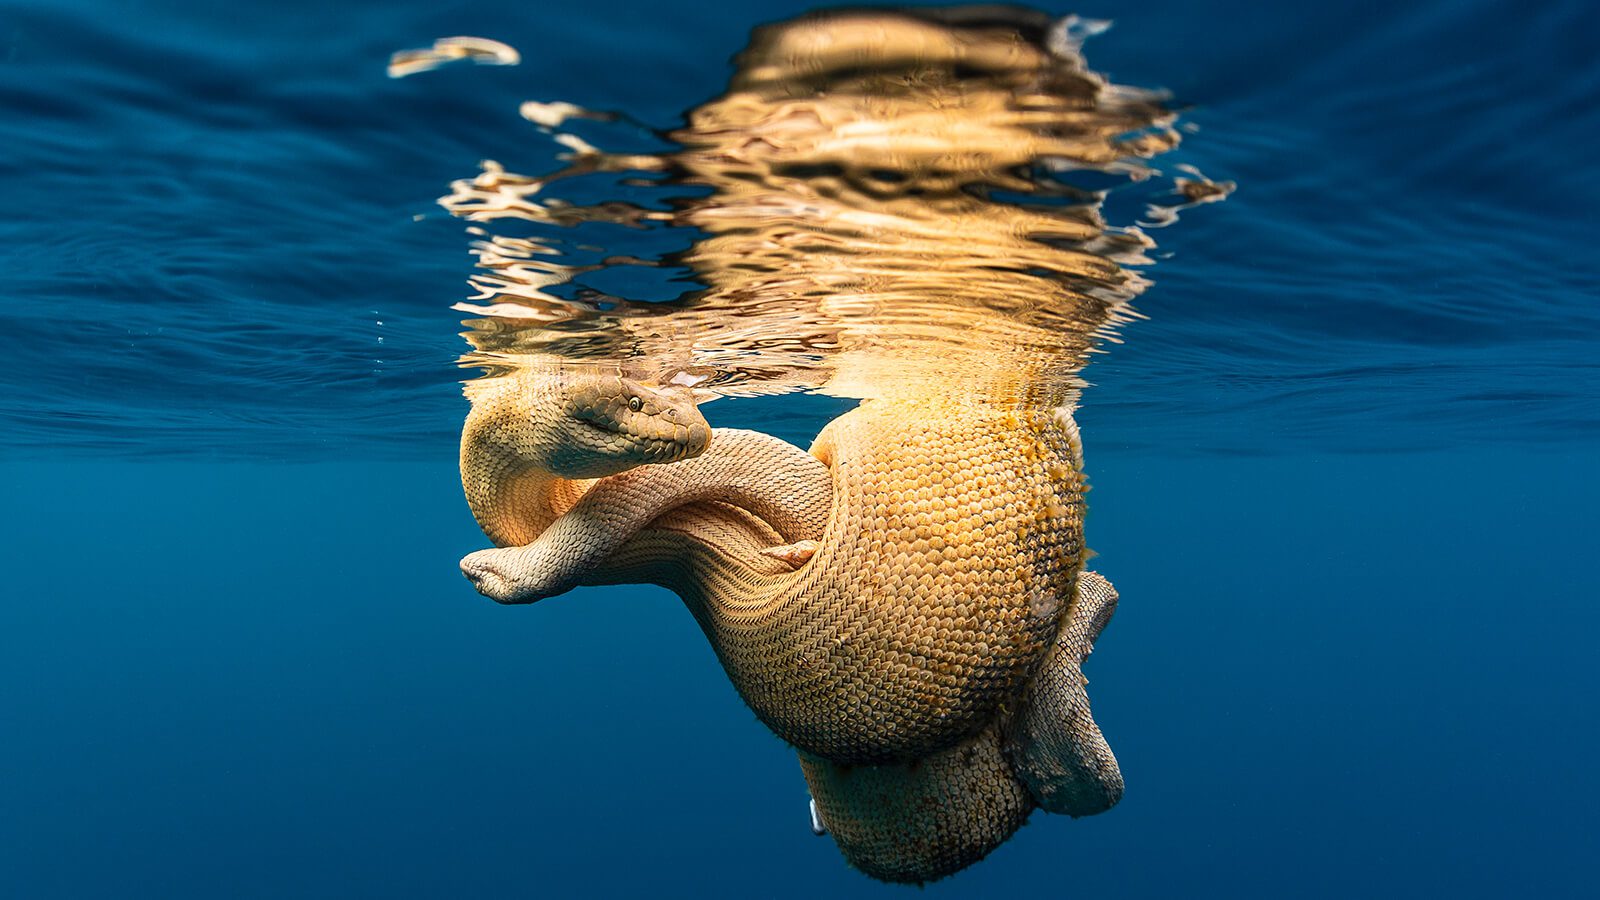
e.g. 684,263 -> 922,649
460,371 -> 1121,881
465,377 -> 1088,765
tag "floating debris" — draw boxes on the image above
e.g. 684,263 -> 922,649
388,36 -> 520,79
1174,164 -> 1236,203
518,100 -> 615,128
1141,164 -> 1236,227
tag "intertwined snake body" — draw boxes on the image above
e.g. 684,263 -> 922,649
464,381 -> 1089,765
531,478 -> 1122,882
460,371 -> 1120,881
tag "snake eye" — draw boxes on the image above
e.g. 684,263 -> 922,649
628,396 -> 643,412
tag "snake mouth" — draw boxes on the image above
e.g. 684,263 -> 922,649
575,415 -> 622,437
574,414 -> 679,451
571,407 -> 704,457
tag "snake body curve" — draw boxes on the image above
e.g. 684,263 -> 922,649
465,427 -> 1121,883
465,393 -> 1090,765
459,372 -> 1120,880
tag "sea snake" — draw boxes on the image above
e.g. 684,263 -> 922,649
462,372 -> 1091,766
459,369 -> 1122,881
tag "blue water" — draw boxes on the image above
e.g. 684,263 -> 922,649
2,1 -> 1597,897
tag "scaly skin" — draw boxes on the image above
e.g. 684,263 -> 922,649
467,460 -> 1121,884
459,374 -> 1121,881
581,499 -> 1123,883
463,393 -> 1090,766
801,572 -> 1122,884
461,427 -> 832,601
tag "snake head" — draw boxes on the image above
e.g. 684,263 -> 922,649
548,375 -> 712,477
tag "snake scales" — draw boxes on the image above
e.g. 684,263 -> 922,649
459,370 -> 1122,882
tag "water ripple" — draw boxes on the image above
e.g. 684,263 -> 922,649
0,0 -> 1593,457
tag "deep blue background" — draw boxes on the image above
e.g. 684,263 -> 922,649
2,0 -> 1597,896
5,448 -> 1594,897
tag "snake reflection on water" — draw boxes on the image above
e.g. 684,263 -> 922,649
459,370 -> 1122,881
438,0 -> 1207,880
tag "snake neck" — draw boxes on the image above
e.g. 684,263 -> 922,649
480,428 -> 829,599
586,505 -> 800,624
462,456 -> 589,548
459,383 -> 590,547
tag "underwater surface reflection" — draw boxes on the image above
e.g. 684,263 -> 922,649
441,8 -> 1229,404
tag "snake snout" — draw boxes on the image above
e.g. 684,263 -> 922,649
685,421 -> 712,457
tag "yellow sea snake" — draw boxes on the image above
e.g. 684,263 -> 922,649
458,371 -> 1121,880
462,372 -> 1090,766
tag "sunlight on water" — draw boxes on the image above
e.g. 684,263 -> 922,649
3,1 -> 1590,460
387,36 -> 521,79
438,8 -> 1230,406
